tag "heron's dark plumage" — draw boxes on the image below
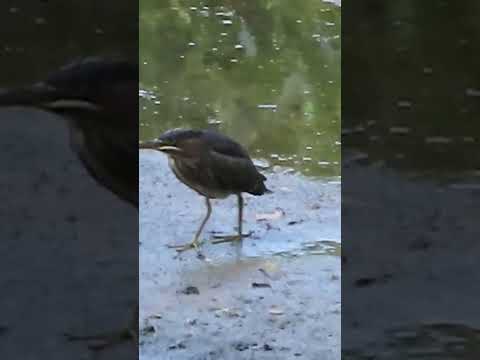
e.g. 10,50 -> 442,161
44,57 -> 138,106
159,128 -> 250,159
158,128 -> 268,198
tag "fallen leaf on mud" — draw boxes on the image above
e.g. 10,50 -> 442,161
141,325 -> 155,335
256,208 -> 285,221
269,307 -> 284,315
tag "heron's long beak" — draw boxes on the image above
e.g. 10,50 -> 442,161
158,145 -> 183,154
0,83 -> 100,112
139,140 -> 183,154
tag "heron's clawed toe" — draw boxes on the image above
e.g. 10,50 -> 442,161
167,239 -> 203,252
211,231 -> 253,244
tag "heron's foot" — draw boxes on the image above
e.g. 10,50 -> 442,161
64,327 -> 136,351
167,239 -> 203,253
211,231 -> 253,245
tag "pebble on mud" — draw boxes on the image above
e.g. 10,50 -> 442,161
178,286 -> 200,295
263,343 -> 274,351
141,325 -> 155,335
233,341 -> 250,351
252,282 -> 271,288
168,340 -> 187,350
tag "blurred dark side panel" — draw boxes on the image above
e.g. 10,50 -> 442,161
0,2 -> 138,359
342,1 -> 480,358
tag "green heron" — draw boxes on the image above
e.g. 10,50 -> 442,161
0,57 -> 138,349
140,128 -> 270,252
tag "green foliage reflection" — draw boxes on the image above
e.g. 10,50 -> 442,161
140,0 -> 341,177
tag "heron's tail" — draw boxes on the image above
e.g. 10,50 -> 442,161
248,181 -> 273,196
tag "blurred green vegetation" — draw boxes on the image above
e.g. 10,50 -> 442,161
140,0 -> 341,178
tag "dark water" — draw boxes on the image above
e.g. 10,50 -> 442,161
0,1 -> 136,86
0,3 -> 138,360
343,1 -> 480,181
140,0 -> 341,178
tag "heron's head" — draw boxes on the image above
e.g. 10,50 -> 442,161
139,128 -> 204,157
0,57 -> 137,118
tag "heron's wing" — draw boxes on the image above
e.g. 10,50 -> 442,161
208,148 -> 266,194
203,131 -> 251,159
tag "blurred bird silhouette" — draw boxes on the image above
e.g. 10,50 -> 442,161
0,56 -> 138,207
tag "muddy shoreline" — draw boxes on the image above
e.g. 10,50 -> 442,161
139,151 -> 341,360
